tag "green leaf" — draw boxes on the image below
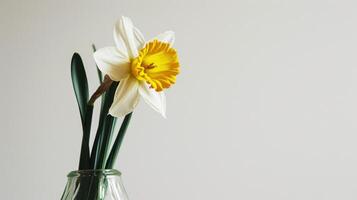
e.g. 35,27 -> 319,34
78,105 -> 93,170
90,44 -> 107,168
71,53 -> 89,124
92,44 -> 103,84
105,112 -> 133,169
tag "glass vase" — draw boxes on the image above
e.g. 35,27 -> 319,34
61,169 -> 129,200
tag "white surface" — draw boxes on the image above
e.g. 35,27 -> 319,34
1,0 -> 357,199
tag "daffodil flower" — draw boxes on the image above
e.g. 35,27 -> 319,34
94,16 -> 180,118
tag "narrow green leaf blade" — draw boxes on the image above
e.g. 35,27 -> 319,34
71,53 -> 89,124
92,44 -> 103,84
79,105 -> 93,170
95,115 -> 115,169
105,112 -> 133,169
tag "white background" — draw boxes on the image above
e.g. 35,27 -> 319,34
1,0 -> 357,199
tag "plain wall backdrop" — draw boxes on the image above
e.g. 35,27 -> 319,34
1,0 -> 357,199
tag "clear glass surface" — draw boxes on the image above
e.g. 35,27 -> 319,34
61,169 -> 129,200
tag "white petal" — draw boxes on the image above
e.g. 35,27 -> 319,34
113,16 -> 145,58
109,76 -> 140,117
93,47 -> 130,81
139,82 -> 167,118
153,31 -> 175,46
133,27 -> 145,46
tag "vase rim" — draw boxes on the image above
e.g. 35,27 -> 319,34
67,169 -> 121,178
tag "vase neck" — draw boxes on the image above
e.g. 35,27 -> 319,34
61,169 -> 129,200
67,169 -> 121,178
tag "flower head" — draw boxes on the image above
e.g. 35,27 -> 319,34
94,16 -> 180,117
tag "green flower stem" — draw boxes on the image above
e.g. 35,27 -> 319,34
105,112 -> 133,169
78,104 -> 93,170
95,115 -> 115,169
90,82 -> 118,169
